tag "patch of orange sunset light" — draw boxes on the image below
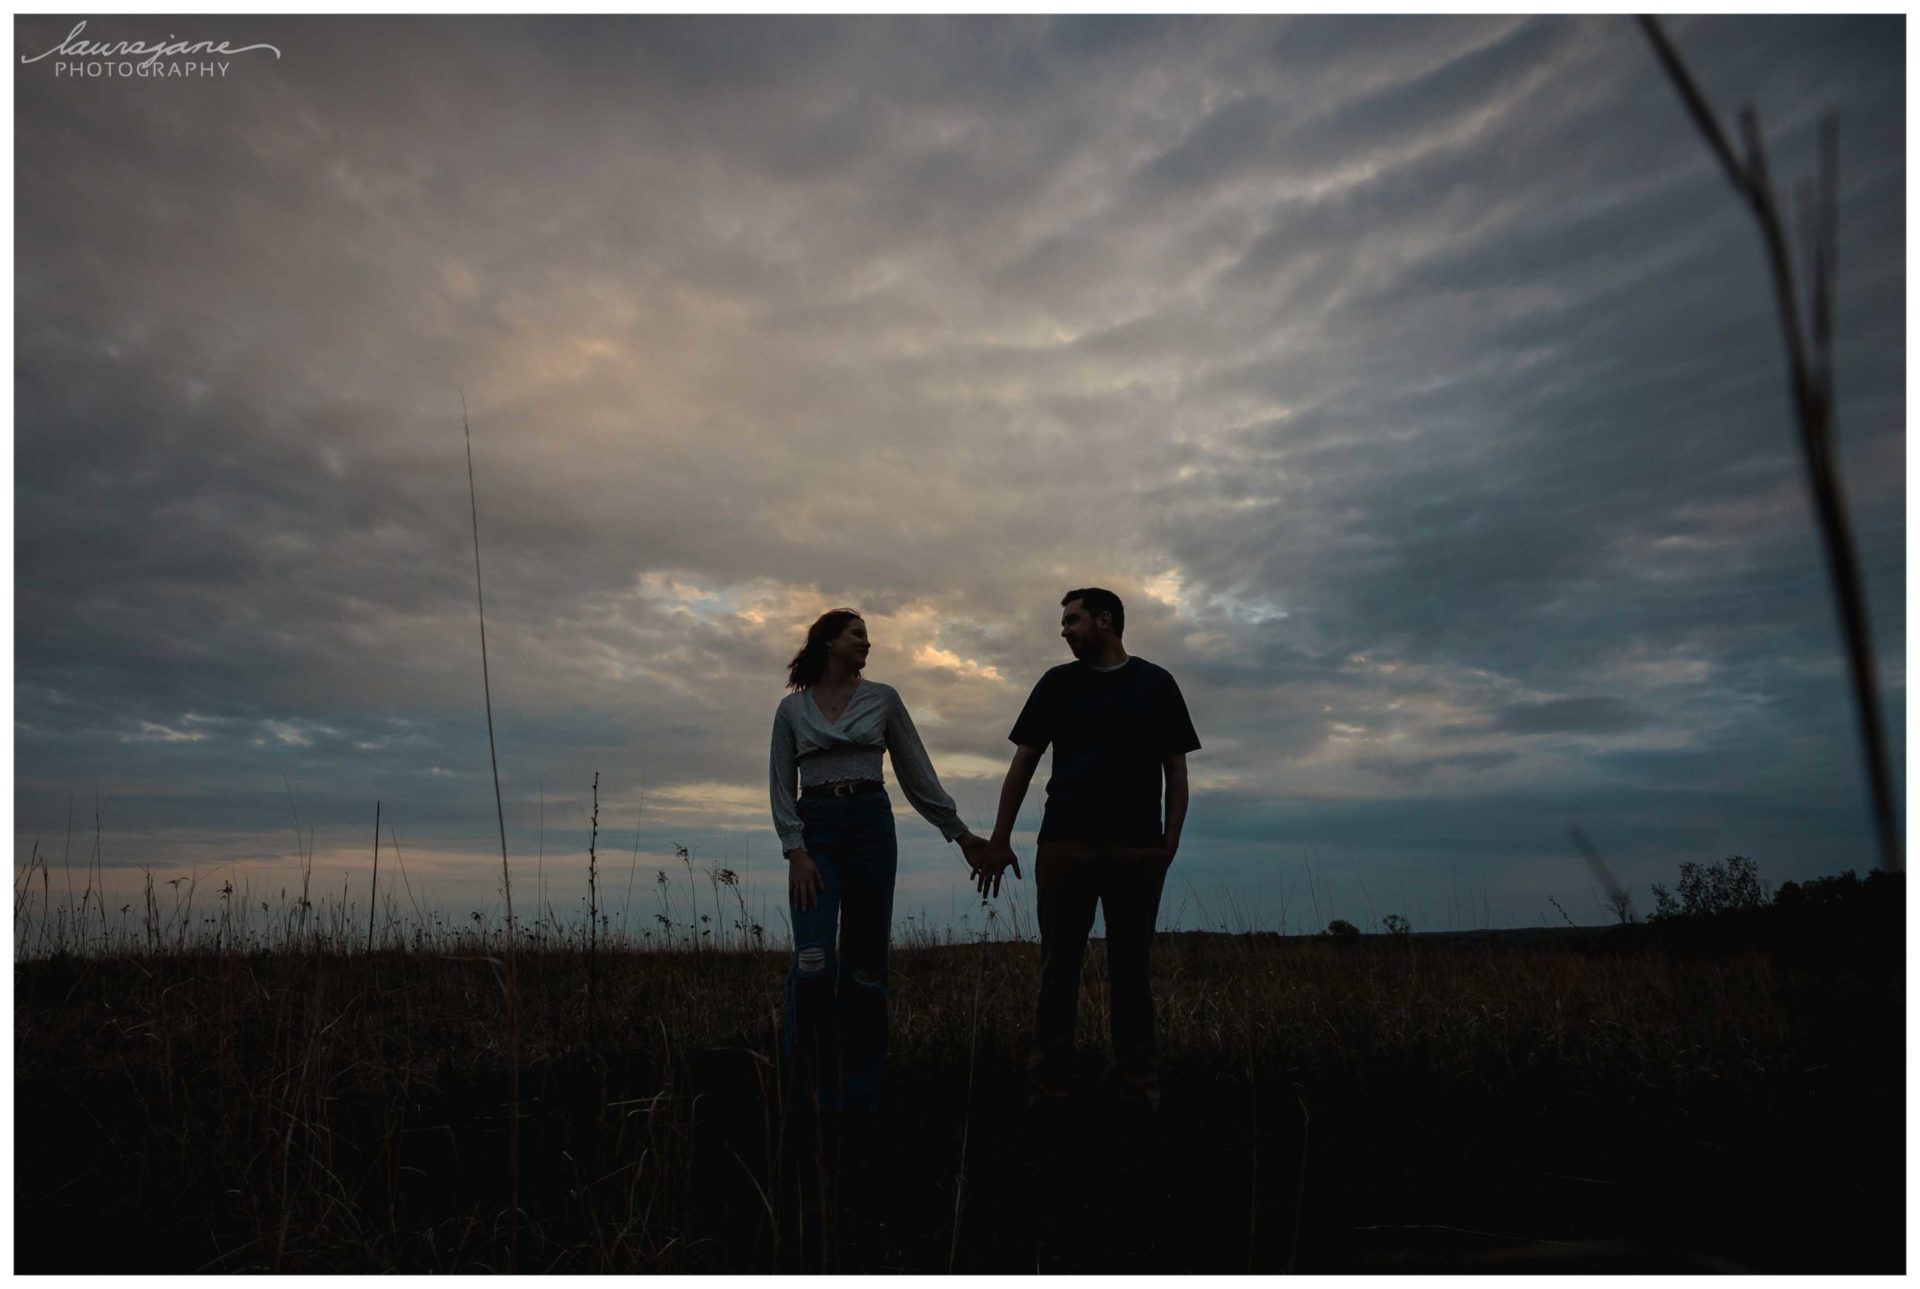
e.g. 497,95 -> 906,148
913,644 -> 1003,683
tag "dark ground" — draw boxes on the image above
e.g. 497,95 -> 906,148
14,910 -> 1906,1272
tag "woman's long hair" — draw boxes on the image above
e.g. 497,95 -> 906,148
786,608 -> 863,691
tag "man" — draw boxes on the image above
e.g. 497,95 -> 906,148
976,587 -> 1201,1110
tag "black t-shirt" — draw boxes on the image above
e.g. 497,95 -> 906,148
1007,656 -> 1201,846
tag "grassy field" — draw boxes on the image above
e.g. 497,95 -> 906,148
14,894 -> 1903,1273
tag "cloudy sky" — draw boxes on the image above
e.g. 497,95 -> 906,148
13,14 -> 1905,940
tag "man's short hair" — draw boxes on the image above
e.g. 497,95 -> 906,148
1062,587 -> 1125,638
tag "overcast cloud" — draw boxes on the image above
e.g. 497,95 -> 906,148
14,15 -> 1904,937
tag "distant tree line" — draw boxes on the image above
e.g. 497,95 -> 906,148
1626,855 -> 1902,966
1644,855 -> 1901,924
1307,856 -> 1900,940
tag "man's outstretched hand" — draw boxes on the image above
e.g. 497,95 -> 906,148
973,838 -> 1023,899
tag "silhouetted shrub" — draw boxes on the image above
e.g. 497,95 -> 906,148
1649,855 -> 1764,921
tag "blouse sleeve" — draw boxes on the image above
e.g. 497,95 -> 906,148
883,686 -> 969,843
769,701 -> 806,854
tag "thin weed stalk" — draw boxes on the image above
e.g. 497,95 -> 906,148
462,386 -> 520,1270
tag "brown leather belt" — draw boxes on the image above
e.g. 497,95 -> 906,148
802,779 -> 884,800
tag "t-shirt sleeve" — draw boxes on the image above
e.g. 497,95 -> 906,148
1007,673 -> 1056,753
1158,673 -> 1202,759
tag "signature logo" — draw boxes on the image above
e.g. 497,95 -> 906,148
21,19 -> 281,69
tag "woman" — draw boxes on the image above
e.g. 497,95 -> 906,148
769,608 -> 987,1115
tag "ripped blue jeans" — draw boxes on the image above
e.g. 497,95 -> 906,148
783,786 -> 899,1114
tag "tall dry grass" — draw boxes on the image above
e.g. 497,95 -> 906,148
18,915 -> 1899,1272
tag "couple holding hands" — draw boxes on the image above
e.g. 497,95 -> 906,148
769,587 -> 1201,1113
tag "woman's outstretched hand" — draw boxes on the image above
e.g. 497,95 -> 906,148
786,848 -> 824,912
958,832 -> 992,874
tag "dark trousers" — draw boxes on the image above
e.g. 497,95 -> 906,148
783,788 -> 898,1115
1030,840 -> 1172,1092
